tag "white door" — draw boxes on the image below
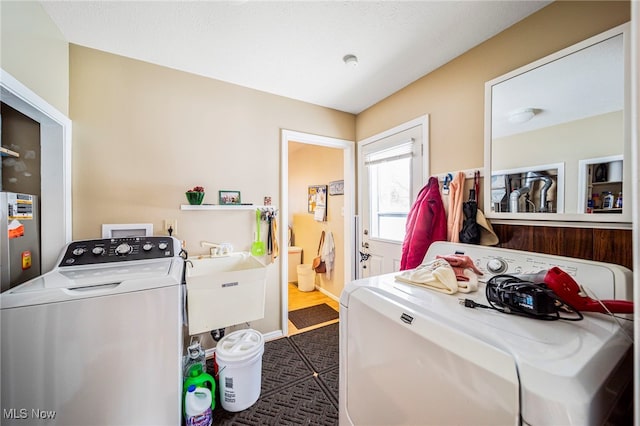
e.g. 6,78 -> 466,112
358,121 -> 426,278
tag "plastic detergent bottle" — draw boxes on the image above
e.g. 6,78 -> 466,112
183,341 -> 206,380
603,191 -> 615,209
184,385 -> 213,426
183,363 -> 216,412
615,192 -> 623,209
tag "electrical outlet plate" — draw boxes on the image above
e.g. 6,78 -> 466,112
163,219 -> 177,235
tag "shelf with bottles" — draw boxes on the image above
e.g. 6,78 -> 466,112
587,190 -> 623,214
581,155 -> 623,215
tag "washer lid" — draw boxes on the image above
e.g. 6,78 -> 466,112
56,259 -> 174,289
1,257 -> 183,309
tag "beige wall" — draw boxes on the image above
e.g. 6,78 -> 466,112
0,1 -> 69,115
355,1 -> 630,179
69,45 -> 355,339
288,143 -> 344,297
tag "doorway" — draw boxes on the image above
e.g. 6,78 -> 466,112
280,129 -> 355,337
357,116 -> 429,278
0,69 -> 72,271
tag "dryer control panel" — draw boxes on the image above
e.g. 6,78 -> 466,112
424,241 -> 633,301
58,236 -> 179,267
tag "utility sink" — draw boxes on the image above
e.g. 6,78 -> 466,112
186,252 -> 267,335
188,253 -> 265,275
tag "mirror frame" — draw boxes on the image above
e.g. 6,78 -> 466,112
484,22 -> 631,224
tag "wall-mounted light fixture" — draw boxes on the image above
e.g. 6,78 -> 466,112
508,107 -> 539,124
343,54 -> 358,67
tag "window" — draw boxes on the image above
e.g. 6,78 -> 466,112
365,142 -> 413,241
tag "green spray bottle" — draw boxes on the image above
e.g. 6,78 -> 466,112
183,363 -> 216,413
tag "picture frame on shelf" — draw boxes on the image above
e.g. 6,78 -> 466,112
219,190 -> 242,205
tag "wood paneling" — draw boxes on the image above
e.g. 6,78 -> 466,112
493,224 -> 632,270
593,228 -> 633,269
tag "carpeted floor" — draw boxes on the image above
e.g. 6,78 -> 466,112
208,323 -> 339,425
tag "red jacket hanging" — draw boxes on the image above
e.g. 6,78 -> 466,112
400,176 -> 447,270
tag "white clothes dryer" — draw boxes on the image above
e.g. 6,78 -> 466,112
339,242 -> 633,425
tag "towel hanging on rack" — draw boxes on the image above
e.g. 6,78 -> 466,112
446,171 -> 466,242
321,231 -> 335,279
459,170 -> 481,244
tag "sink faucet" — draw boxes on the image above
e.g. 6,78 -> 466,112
201,241 -> 221,256
200,241 -> 233,256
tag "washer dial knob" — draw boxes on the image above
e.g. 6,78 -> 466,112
487,258 -> 508,274
158,242 -> 168,250
142,243 -> 153,251
72,247 -> 85,256
115,243 -> 133,255
92,247 -> 105,255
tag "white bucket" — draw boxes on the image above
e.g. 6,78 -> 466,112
297,264 -> 315,292
215,329 -> 265,412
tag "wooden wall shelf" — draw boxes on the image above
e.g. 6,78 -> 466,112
180,204 -> 270,211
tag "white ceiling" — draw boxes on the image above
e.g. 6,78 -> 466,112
40,0 -> 551,114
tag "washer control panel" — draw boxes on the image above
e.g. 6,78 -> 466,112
58,236 -> 178,267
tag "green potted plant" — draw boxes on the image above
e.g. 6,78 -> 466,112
185,186 -> 205,205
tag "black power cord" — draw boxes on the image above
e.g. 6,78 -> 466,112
460,274 -> 583,321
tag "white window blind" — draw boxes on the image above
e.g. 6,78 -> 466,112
364,139 -> 414,166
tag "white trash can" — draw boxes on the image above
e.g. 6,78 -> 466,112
287,246 -> 303,282
215,329 -> 265,412
296,264 -> 316,292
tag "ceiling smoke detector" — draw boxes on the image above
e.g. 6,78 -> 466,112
343,54 -> 358,67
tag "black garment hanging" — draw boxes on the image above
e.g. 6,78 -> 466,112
459,171 -> 481,244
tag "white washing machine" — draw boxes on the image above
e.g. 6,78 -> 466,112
339,242 -> 633,425
1,236 -> 185,425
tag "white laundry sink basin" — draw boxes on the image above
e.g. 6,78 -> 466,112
187,253 -> 265,276
186,252 -> 267,335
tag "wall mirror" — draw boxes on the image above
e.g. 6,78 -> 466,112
484,23 -> 630,224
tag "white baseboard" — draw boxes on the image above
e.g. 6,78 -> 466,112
317,286 -> 340,302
